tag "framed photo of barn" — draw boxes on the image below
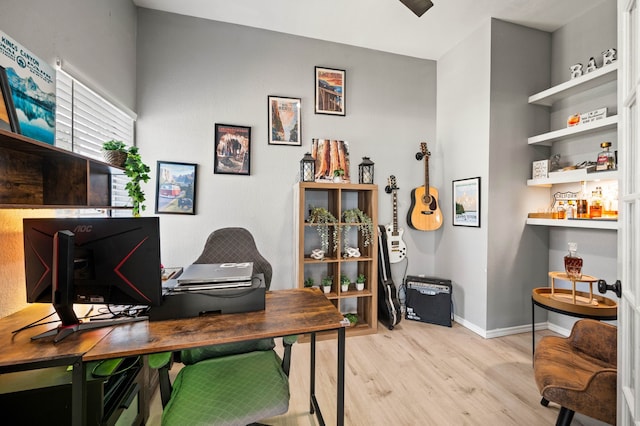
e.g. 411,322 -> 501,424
214,123 -> 251,175
314,66 -> 345,116
155,161 -> 198,215
268,96 -> 301,146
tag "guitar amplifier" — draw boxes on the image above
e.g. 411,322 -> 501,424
405,275 -> 452,327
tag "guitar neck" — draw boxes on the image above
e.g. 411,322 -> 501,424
392,190 -> 398,235
424,154 -> 430,193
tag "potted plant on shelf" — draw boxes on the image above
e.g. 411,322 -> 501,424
344,313 -> 358,327
304,277 -> 315,288
340,274 -> 350,292
341,208 -> 374,255
356,273 -> 366,291
308,206 -> 340,256
102,140 -> 128,167
333,168 -> 345,183
321,276 -> 333,294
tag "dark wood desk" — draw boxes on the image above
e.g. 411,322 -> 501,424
0,289 -> 347,426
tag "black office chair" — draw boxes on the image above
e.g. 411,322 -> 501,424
150,227 -> 295,425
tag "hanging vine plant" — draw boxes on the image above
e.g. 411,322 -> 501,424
307,206 -> 340,254
342,208 -> 374,250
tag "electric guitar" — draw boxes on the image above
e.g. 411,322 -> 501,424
385,176 -> 407,263
377,225 -> 402,330
408,142 -> 443,231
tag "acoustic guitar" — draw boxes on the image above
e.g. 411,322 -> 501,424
384,175 -> 407,263
408,142 -> 443,231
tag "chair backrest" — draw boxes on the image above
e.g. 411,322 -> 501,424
193,227 -> 273,289
182,227 -> 274,364
569,318 -> 617,366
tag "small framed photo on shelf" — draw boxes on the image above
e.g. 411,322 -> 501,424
155,161 -> 197,215
214,123 -> 251,175
532,159 -> 549,180
453,177 -> 481,227
268,96 -> 301,146
314,66 -> 345,116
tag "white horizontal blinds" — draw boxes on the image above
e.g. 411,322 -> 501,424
54,68 -> 135,213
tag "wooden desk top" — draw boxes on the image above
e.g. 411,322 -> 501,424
0,304 -> 111,371
84,288 -> 346,362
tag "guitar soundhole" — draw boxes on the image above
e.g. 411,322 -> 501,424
421,194 -> 438,211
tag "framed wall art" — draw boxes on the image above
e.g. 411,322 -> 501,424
214,123 -> 251,175
155,161 -> 198,215
452,177 -> 481,227
311,138 -> 350,182
314,66 -> 345,116
268,96 -> 301,146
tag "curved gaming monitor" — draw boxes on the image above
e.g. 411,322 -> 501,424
23,217 -> 162,342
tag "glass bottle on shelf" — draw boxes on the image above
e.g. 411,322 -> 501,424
595,141 -> 616,171
564,242 -> 583,280
589,187 -> 603,218
576,181 -> 589,219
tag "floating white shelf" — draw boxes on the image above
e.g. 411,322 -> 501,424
528,115 -> 618,146
527,169 -> 618,187
526,218 -> 618,230
528,63 -> 618,106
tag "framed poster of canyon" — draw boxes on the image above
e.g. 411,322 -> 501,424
268,96 -> 301,146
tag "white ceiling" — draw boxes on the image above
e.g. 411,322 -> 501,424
132,0 -> 606,60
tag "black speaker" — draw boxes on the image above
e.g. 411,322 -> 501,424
405,275 -> 452,327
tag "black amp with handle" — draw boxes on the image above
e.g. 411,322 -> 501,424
405,275 -> 452,327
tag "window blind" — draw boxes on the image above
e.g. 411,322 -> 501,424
55,69 -> 136,215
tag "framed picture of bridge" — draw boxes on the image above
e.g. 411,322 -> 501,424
214,123 -> 251,175
314,66 -> 345,116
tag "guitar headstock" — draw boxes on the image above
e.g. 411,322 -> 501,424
386,175 -> 399,193
420,142 -> 431,158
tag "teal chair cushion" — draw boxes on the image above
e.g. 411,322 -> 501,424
161,350 -> 290,426
179,338 -> 276,365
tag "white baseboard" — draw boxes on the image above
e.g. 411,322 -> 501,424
453,314 -> 571,339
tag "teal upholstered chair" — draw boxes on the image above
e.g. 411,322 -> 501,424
151,228 -> 296,425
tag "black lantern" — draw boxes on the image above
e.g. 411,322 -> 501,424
300,152 -> 316,182
358,157 -> 374,184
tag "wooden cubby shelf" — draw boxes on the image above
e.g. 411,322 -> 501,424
294,182 -> 378,338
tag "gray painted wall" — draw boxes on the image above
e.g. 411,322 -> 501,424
436,22 -> 492,330
487,19 -> 552,331
135,9 -> 438,291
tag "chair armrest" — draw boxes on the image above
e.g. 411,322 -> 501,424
281,335 -> 298,376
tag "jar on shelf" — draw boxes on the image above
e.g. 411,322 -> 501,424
576,181 -> 589,219
590,187 -> 603,218
564,242 -> 583,280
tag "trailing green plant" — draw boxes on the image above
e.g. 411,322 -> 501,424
341,208 -> 374,249
308,206 -> 340,253
124,146 -> 151,217
304,277 -> 315,288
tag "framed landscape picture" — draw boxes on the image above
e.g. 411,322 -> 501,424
268,96 -> 301,146
314,66 -> 345,116
452,177 -> 481,227
214,124 -> 251,175
155,161 -> 197,215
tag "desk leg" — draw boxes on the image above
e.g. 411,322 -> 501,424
71,358 -> 86,426
531,298 -> 535,359
337,327 -> 345,426
310,332 -> 316,415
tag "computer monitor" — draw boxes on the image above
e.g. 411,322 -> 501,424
23,217 -> 162,342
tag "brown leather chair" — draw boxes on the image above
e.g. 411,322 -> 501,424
533,319 -> 617,425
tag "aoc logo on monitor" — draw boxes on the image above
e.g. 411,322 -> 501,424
73,225 -> 93,233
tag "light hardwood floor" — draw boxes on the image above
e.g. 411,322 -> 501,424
147,320 -> 608,425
